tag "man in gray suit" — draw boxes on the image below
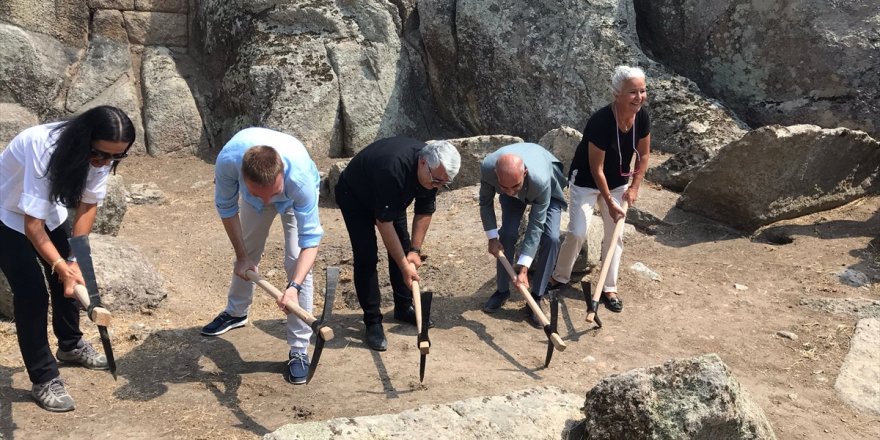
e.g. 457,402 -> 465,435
478,143 -> 567,327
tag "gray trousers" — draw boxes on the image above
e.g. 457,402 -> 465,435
496,195 -> 564,299
225,201 -> 313,352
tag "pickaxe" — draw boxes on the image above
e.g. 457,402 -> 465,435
411,279 -> 432,382
585,200 -> 629,325
68,235 -> 117,380
246,268 -> 337,384
496,251 -> 566,365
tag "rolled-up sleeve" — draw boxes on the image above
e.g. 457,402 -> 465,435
81,166 -> 110,205
413,190 -> 437,216
290,165 -> 323,248
214,153 -> 241,219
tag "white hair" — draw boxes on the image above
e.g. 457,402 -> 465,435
420,140 -> 461,182
610,65 -> 647,95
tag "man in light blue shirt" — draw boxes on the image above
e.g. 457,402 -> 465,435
201,127 -> 323,385
479,143 -> 566,327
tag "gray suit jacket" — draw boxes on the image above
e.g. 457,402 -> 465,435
479,143 -> 567,260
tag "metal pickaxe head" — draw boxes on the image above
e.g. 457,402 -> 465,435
418,290 -> 433,382
543,292 -> 559,368
306,266 -> 339,384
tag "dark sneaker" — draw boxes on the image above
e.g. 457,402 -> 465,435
393,305 -> 435,328
482,290 -> 511,314
527,311 -> 543,329
364,323 -> 387,351
201,312 -> 248,336
32,377 -> 75,412
287,352 -> 310,385
56,340 -> 108,370
602,292 -> 624,313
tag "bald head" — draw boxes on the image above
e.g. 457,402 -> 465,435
496,153 -> 526,196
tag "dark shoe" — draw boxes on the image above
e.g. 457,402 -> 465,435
526,295 -> 547,329
32,377 -> 75,412
545,279 -> 563,292
482,290 -> 511,313
527,311 -> 543,329
364,323 -> 387,351
287,352 -> 310,385
393,305 -> 435,328
602,292 -> 623,313
201,312 -> 248,336
56,339 -> 108,370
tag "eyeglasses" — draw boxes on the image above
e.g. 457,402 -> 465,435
90,147 -> 128,161
619,149 -> 641,177
614,107 -> 640,177
428,165 -> 451,186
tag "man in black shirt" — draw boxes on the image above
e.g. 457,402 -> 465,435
335,137 -> 461,351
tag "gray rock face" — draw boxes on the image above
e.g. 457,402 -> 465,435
445,134 -> 524,189
193,0 -> 443,159
68,174 -> 128,236
835,318 -> 880,415
141,47 -> 207,156
0,273 -> 11,320
66,36 -> 133,111
265,386 -> 583,440
583,353 -> 776,440
122,11 -> 188,46
324,159 -> 351,206
635,0 -> 880,140
0,103 -> 38,149
127,182 -> 166,205
679,125 -> 880,232
87,234 -> 167,312
800,298 -> 880,320
0,24 -> 80,118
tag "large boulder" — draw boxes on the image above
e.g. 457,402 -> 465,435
583,353 -> 776,440
65,35 -> 133,111
0,0 -> 89,47
635,0 -> 880,140
86,234 -> 167,312
538,126 -> 580,176
141,47 -> 207,157
678,125 -> 880,232
193,0 -> 444,159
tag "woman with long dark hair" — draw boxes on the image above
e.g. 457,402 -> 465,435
0,105 -> 135,412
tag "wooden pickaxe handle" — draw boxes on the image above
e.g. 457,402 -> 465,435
73,284 -> 112,327
411,280 -> 430,354
245,270 -> 334,341
586,200 -> 629,323
496,251 -> 566,351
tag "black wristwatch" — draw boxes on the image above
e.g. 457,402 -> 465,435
287,280 -> 303,292
409,247 -> 422,256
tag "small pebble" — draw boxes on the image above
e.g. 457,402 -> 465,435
734,283 -> 749,291
777,331 -> 798,341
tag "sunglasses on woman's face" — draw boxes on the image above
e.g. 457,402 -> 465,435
90,147 -> 128,161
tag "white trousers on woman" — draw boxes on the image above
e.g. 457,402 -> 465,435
225,200 -> 314,353
552,183 -> 627,293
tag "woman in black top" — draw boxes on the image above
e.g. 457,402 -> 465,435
549,65 -> 651,312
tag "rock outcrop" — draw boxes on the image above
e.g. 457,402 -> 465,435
583,353 -> 776,440
678,125 -> 880,232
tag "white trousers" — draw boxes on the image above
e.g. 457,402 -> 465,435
552,184 -> 627,293
225,201 -> 314,352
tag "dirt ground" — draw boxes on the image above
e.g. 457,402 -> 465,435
1,155 -> 878,440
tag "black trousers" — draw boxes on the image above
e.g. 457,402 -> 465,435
0,220 -> 81,384
335,178 -> 413,325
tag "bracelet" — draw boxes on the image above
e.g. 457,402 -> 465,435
50,258 -> 65,275
287,280 -> 303,292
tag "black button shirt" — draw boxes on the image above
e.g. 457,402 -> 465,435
339,137 -> 437,222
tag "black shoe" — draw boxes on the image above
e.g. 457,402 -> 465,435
364,323 -> 387,351
601,292 -> 624,313
527,311 -> 543,329
545,279 -> 563,292
393,305 -> 435,328
201,312 -> 248,336
482,290 -> 511,313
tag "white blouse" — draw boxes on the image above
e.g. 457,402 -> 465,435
0,122 -> 110,234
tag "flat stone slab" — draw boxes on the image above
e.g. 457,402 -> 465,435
264,386 -> 583,440
800,298 -> 880,319
835,318 -> 880,415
